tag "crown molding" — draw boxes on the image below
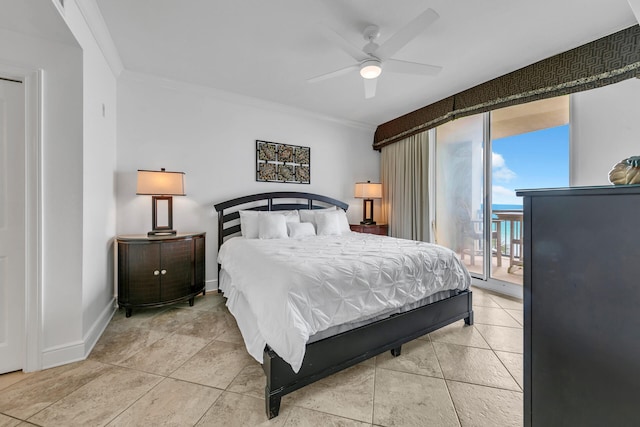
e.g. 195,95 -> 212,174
73,0 -> 123,77
51,0 -> 64,16
120,70 -> 376,133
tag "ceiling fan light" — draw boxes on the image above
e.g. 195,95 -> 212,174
360,60 -> 382,79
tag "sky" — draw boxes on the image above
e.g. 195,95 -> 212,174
491,124 -> 569,206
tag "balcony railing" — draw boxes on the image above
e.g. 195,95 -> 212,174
460,209 -> 523,285
493,210 -> 523,272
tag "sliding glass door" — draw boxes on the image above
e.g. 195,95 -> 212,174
434,96 -> 569,292
434,114 -> 486,279
488,97 -> 569,286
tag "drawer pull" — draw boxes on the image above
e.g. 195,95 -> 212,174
161,269 -> 167,275
153,270 -> 160,276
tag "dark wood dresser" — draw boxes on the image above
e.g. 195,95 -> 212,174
117,232 -> 205,317
517,185 -> 640,426
349,223 -> 388,235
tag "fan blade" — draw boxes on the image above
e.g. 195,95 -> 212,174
319,26 -> 368,62
385,59 -> 442,76
307,64 -> 359,83
375,8 -> 439,60
364,78 -> 377,99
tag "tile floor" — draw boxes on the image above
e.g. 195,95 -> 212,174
0,286 -> 523,426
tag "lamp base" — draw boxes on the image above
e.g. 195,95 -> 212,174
148,230 -> 177,237
361,199 -> 376,226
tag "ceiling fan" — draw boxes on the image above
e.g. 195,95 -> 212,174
308,8 -> 443,99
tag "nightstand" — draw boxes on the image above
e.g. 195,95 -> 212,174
116,232 -> 206,317
349,224 -> 388,236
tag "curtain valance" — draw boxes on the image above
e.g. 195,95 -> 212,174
373,24 -> 640,150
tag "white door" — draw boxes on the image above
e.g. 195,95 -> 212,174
0,78 -> 26,373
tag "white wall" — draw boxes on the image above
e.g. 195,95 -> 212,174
60,0 -> 118,359
571,78 -> 640,186
0,0 -> 119,369
0,27 -> 84,365
116,72 -> 379,289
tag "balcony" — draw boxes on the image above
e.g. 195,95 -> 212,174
460,209 -> 523,285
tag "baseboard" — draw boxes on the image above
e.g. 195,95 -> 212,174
205,278 -> 218,293
41,298 -> 117,370
83,297 -> 117,357
472,277 -> 523,299
42,340 -> 86,370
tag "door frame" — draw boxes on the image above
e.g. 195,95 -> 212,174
1,63 -> 43,372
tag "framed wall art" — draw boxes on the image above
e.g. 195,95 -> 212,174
256,140 -> 311,184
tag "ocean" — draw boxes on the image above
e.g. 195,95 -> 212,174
491,204 -> 523,255
492,204 -> 522,211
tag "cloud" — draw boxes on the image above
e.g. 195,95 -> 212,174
492,152 -> 516,183
492,185 -> 522,205
492,152 -> 505,168
494,167 -> 517,182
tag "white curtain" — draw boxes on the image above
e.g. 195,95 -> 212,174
381,131 -> 430,241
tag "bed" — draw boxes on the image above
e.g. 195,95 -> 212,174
214,191 -> 473,419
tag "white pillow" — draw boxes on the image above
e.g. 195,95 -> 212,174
287,222 -> 316,238
240,210 -> 300,238
299,207 -> 336,229
239,210 -> 260,238
316,210 -> 342,236
258,213 -> 288,239
335,209 -> 351,234
275,210 -> 301,223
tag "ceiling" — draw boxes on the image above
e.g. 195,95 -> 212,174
491,96 -> 569,140
91,1 -> 636,128
0,0 -> 76,47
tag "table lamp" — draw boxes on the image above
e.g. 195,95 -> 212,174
136,168 -> 185,236
354,181 -> 382,225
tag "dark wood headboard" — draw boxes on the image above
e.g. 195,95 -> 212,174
213,191 -> 349,249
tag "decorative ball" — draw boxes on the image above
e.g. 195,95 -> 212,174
609,156 -> 640,185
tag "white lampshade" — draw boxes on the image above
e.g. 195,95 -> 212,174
354,182 -> 382,199
360,60 -> 382,79
136,169 -> 185,196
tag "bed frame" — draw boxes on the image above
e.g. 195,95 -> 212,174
214,191 -> 473,419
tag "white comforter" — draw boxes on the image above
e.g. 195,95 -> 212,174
217,233 -> 471,372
